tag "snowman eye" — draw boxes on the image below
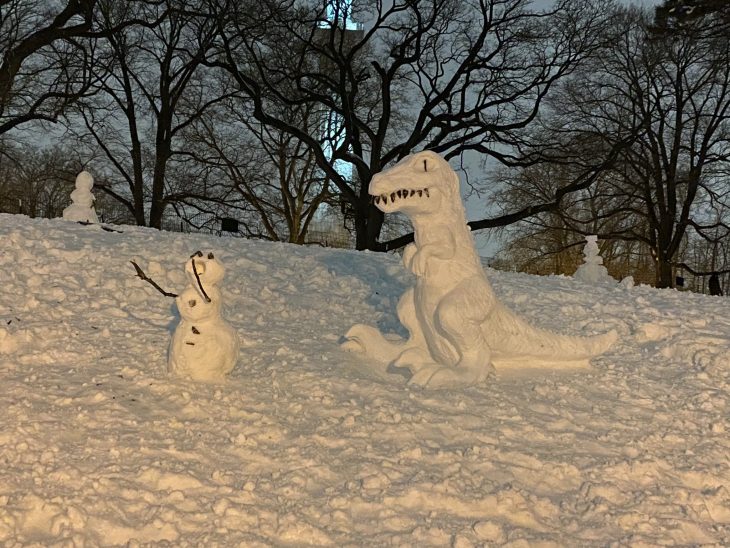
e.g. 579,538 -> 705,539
208,252 -> 214,259
188,299 -> 196,307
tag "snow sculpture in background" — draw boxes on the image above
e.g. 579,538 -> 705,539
342,151 -> 617,389
168,251 -> 239,381
620,276 -> 635,289
62,171 -> 99,223
574,235 -> 614,284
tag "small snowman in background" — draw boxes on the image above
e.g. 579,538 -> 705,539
574,235 -> 615,284
62,171 -> 99,223
168,251 -> 239,381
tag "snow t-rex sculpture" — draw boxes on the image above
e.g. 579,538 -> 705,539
342,150 -> 617,389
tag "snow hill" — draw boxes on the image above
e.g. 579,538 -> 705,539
1,213 -> 729,546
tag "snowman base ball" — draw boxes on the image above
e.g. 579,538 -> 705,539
168,285 -> 239,382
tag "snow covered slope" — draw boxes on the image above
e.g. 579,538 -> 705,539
0,213 -> 728,546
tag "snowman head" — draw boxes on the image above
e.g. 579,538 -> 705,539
185,251 -> 226,291
75,171 -> 94,192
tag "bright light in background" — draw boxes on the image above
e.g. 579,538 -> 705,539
322,0 -> 362,31
318,1 -> 362,183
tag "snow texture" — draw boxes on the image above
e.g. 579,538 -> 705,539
574,235 -> 614,284
0,213 -> 729,546
168,251 -> 240,382
344,152 -> 616,389
62,171 -> 99,224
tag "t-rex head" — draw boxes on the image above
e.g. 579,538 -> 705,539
369,151 -> 461,218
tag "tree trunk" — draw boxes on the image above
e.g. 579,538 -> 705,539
354,209 -> 368,250
132,179 -> 146,226
148,129 -> 171,229
656,256 -> 674,288
354,203 -> 385,251
148,163 -> 167,229
148,198 -> 165,229
367,205 -> 384,251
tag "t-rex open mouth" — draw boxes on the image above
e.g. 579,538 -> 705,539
370,187 -> 430,205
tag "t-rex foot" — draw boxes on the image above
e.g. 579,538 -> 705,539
342,324 -> 407,365
393,346 -> 435,371
408,361 -> 495,389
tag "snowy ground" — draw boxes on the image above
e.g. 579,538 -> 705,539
0,213 -> 728,547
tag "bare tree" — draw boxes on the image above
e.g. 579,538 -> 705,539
0,141 -> 86,218
509,6 -> 730,288
183,96 -> 335,243
0,0 -> 98,136
490,160 -> 643,278
67,0 -> 230,228
204,0 -> 614,250
654,0 -> 729,33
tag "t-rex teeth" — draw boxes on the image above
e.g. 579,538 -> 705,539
410,190 -> 416,197
390,192 -> 396,202
374,195 -> 381,204
382,194 -> 388,204
396,190 -> 403,198
417,190 -> 423,197
424,188 -> 430,198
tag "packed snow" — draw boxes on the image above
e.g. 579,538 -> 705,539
0,213 -> 728,546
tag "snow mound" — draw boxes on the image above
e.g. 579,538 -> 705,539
0,213 -> 728,545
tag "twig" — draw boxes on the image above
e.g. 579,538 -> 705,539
130,261 -> 177,298
77,221 -> 123,233
191,257 -> 211,302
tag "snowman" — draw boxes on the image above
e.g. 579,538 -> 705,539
574,235 -> 614,284
168,251 -> 239,381
63,171 -> 99,223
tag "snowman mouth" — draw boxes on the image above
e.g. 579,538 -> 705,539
370,187 -> 430,206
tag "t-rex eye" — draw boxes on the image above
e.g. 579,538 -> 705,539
208,252 -> 214,259
423,159 -> 428,172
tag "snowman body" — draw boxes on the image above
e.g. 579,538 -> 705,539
168,253 -> 239,381
574,235 -> 613,284
63,171 -> 99,223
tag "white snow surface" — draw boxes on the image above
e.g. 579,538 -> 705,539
1,213 -> 729,547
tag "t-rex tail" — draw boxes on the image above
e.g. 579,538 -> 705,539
487,303 -> 618,368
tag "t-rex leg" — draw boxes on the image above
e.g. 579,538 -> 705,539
409,279 -> 495,388
343,287 -> 434,368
